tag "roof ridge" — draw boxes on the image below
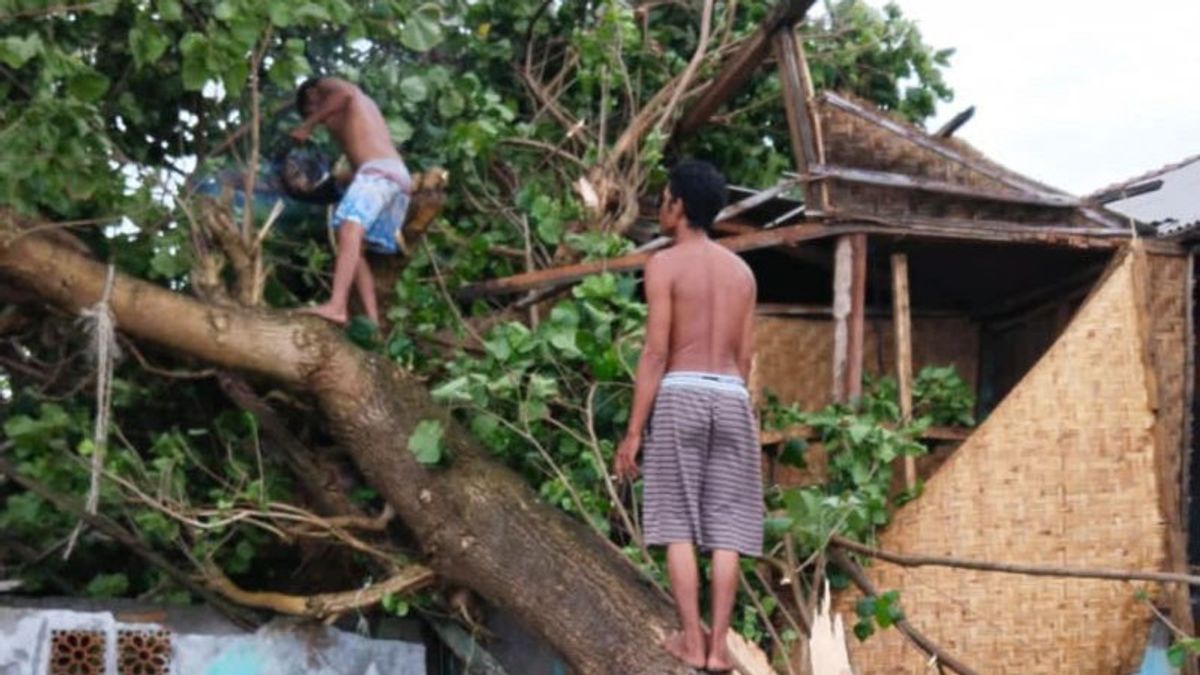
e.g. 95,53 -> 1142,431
1085,153 -> 1200,201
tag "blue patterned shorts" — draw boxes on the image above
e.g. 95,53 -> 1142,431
332,159 -> 412,255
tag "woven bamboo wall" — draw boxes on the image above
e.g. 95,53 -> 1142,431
834,252 -> 1167,673
752,315 -> 979,411
817,96 -> 1003,191
1144,252 -> 1193,637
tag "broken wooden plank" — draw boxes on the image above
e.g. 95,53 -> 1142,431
891,253 -> 916,489
674,0 -> 818,140
458,222 -> 829,300
776,28 -> 819,174
809,164 -> 1079,208
717,177 -> 804,223
1089,179 -> 1164,206
934,106 -> 975,138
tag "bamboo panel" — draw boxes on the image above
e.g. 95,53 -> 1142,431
835,252 -> 1166,673
816,93 -> 1092,225
753,315 -> 979,412
818,95 -> 1014,194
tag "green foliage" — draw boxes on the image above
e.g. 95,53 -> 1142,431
1169,637 -> 1200,667
853,590 -> 903,641
408,418 -> 446,466
806,1 -> 954,124
912,366 -> 975,427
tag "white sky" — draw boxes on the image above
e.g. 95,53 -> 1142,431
863,0 -> 1200,195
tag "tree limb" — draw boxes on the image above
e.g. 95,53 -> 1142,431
0,453 -> 260,629
829,548 -> 978,675
832,535 -> 1200,587
202,562 -> 433,619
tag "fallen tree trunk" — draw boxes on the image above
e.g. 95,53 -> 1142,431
0,216 -> 698,674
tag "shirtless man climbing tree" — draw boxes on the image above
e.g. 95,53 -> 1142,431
291,76 -> 413,325
615,160 -> 762,673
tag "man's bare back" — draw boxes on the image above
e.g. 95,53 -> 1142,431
654,238 -> 756,379
294,78 -> 400,167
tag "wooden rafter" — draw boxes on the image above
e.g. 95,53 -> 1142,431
673,0 -> 818,141
459,218 -> 1177,300
807,164 -> 1079,208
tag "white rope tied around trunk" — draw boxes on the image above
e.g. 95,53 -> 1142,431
64,264 -> 119,560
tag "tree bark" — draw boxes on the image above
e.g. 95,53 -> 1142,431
0,217 -> 698,674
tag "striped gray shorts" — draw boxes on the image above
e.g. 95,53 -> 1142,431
642,372 -> 763,557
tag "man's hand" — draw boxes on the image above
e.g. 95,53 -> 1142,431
614,434 -> 641,482
289,125 -> 311,144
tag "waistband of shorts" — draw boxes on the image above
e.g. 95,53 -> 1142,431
358,159 -> 412,192
661,371 -> 748,395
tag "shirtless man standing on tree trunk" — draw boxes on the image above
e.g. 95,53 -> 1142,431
614,160 -> 762,673
291,76 -> 412,325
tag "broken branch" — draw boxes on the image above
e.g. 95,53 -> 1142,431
202,563 -> 434,619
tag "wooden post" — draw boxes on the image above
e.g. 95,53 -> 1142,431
847,234 -> 867,402
774,24 -> 828,213
892,253 -> 916,488
832,234 -> 867,403
832,237 -> 852,402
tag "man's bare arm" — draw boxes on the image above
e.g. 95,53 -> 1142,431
615,256 -> 672,479
294,80 -> 352,136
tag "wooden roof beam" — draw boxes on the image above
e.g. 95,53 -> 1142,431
458,217 -> 1175,301
808,164 -> 1080,208
673,0 -> 817,141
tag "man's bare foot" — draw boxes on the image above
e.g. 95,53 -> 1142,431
662,630 -> 706,669
299,303 -> 348,325
705,642 -> 734,674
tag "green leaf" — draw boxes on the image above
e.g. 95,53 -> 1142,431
179,33 -> 209,91
431,376 -> 473,403
130,27 -> 170,69
399,75 -> 428,102
763,516 -> 793,537
387,117 -> 414,143
437,89 -> 465,118
68,70 -> 110,102
0,34 -> 43,69
268,0 -> 294,27
855,596 -> 876,620
778,438 -> 807,468
408,419 -> 445,466
527,373 -> 558,400
399,4 -> 444,52
86,573 -> 129,598
214,0 -> 237,20
852,620 -> 874,641
381,592 -> 409,616
157,0 -> 183,21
